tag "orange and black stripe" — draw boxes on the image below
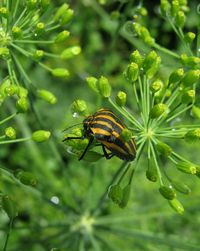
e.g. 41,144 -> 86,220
83,108 -> 136,161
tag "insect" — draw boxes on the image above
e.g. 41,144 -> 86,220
63,108 -> 136,161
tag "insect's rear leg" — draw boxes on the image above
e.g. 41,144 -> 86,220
102,145 -> 114,159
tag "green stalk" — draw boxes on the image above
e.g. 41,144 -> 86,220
10,42 -> 31,57
13,39 -> 54,44
13,7 -> 27,26
0,137 -> 31,144
108,98 -> 143,130
3,218 -> 14,251
91,161 -> 129,216
166,104 -> 193,123
150,140 -> 163,186
0,113 -> 17,125
13,0 -> 20,19
153,43 -> 180,59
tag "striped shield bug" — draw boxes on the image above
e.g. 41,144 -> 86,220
63,108 -> 136,161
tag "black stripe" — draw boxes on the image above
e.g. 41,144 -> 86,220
93,117 -> 123,134
95,133 -> 130,154
91,123 -> 113,133
95,111 -> 123,126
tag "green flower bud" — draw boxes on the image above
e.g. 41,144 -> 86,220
146,162 -> 157,182
150,103 -> 168,119
60,9 -> 74,25
51,68 -> 70,78
26,0 -> 38,9
184,129 -> 200,143
168,199 -> 184,214
160,0 -> 171,16
98,76 -> 111,98
36,22 -> 45,34
61,46 -> 81,59
33,50 -> 44,61
12,26 -> 22,39
130,50 -> 143,67
125,63 -> 139,82
111,11 -> 120,20
159,185 -> 176,200
121,128 -> 132,142
135,26 -> 155,46
184,32 -> 196,43
0,7 -> 9,18
182,70 -> 200,87
71,99 -> 88,115
108,184 -> 123,204
132,22 -> 141,35
150,79 -> 163,93
55,30 -> 70,43
54,3 -> 69,21
176,161 -> 196,174
116,91 -> 127,107
138,7 -> 148,16
86,76 -> 99,93
175,11 -> 185,28
171,180 -> 191,194
82,151 -> 103,162
0,78 -> 11,96
37,89 -> 57,104
16,97 -> 29,113
5,85 -> 19,96
16,171 -> 37,187
168,68 -> 184,84
181,89 -> 195,104
2,195 -> 17,219
180,54 -> 200,68
18,86 -> 28,98
119,184 -> 131,208
192,105 -> 200,119
171,0 -> 179,16
178,0 -> 187,6
32,130 -> 51,142
156,141 -> 172,156
140,26 -> 151,41
143,51 -> 161,79
5,127 -> 16,139
0,47 -> 10,59
40,0 -> 50,9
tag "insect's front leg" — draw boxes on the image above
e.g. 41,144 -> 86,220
79,137 -> 94,161
62,136 -> 85,142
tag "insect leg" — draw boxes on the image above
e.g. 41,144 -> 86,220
62,136 -> 84,142
102,145 -> 114,159
79,137 -> 94,161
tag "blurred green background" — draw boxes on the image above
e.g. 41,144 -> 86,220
1,0 -> 200,250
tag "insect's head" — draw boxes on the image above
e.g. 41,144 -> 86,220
83,115 -> 93,132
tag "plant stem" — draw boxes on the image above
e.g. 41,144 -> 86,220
0,137 -> 31,144
0,113 -> 17,125
13,39 -> 54,44
108,98 -> 143,130
153,43 -> 180,59
150,141 -> 163,186
91,161 -> 128,216
3,218 -> 14,251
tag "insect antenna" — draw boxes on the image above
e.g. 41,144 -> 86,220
62,122 -> 83,133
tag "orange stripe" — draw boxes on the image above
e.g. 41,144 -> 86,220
94,115 -> 124,130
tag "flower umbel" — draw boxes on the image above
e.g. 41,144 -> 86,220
65,48 -> 200,213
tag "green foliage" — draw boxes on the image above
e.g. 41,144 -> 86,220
1,0 -> 200,251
